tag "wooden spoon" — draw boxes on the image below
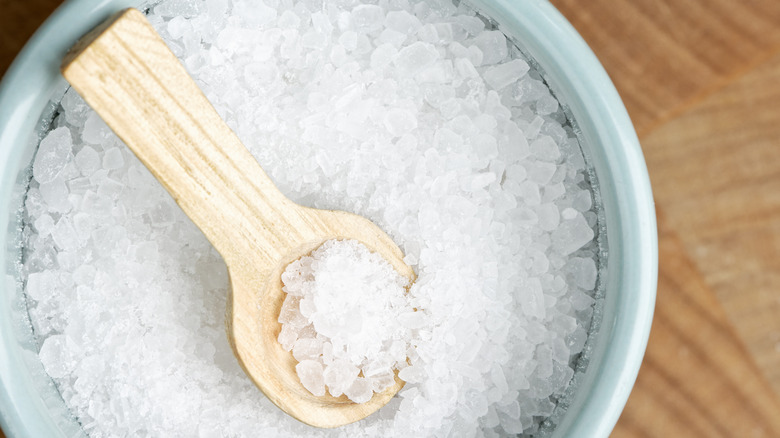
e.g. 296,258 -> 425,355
61,8 -> 414,428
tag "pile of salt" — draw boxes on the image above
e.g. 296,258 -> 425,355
21,0 -> 603,435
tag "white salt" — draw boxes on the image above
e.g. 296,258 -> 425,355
530,135 -> 561,162
74,146 -> 100,176
383,109 -> 418,137
384,11 -> 421,34
102,148 -> 124,170
39,177 -> 70,213
82,112 -> 111,145
565,257 -> 598,291
33,127 -> 72,184
25,271 -> 56,302
345,377 -> 373,404
39,335 -> 72,379
394,42 -> 439,76
351,4 -> 384,33
484,59 -> 530,90
469,31 -> 508,65
552,211 -> 595,256
295,360 -> 326,396
278,240 -> 417,403
22,0 -> 603,436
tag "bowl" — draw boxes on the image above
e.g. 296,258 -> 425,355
0,0 -> 657,436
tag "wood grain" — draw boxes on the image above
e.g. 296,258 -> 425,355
641,52 -> 780,394
611,215 -> 780,437
551,0 -> 780,136
61,9 -> 410,428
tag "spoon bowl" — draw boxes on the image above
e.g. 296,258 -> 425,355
61,8 -> 413,428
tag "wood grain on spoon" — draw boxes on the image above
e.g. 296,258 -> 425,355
61,8 -> 413,428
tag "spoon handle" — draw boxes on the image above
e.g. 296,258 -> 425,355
61,8 -> 295,266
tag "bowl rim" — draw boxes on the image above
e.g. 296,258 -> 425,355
0,0 -> 658,437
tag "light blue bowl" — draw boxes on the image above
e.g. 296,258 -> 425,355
0,0 -> 658,436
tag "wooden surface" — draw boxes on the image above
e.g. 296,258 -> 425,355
3,0 -> 780,436
549,0 -> 780,436
60,8 -> 410,428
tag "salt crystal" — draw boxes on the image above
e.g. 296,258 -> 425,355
97,178 -> 124,199
102,148 -> 124,170
398,311 -> 427,330
234,0 -> 275,27
398,365 -> 424,383
292,338 -> 322,362
384,108 -> 418,137
384,11 -> 421,34
39,335 -> 71,378
378,28 -> 407,48
338,31 -> 358,51
572,190 -> 593,212
26,271 -> 57,301
418,60 -> 454,83
371,43 -> 398,69
278,295 -> 306,327
500,414 -> 525,434
566,327 -> 588,354
295,360 -> 325,396
154,0 -> 201,18
277,10 -> 300,29
72,264 -> 96,286
537,203 -> 560,232
518,181 -> 541,205
311,12 -> 333,35
33,127 -> 72,184
552,212 -> 595,256
148,201 -> 175,227
344,377 -> 373,404
490,364 -> 509,394
277,324 -> 298,351
394,42 -> 439,76
416,23 -> 438,43
526,162 -> 557,185
484,59 -> 530,90
74,146 -> 100,176
39,177 -> 70,213
530,136 -> 561,162
454,57 -> 479,79
570,291 -> 596,312
469,31 -> 508,65
543,182 -> 566,203
372,372 -> 396,393
33,214 -> 55,237
82,111 -> 111,145
135,241 -> 159,264
323,360 -> 359,397
551,337 -> 570,364
499,123 -> 530,163
80,191 -> 112,217
499,400 -> 521,420
565,257 -> 598,290
536,93 -> 559,115
351,4 -> 384,34
167,16 -> 190,39
520,278 -> 546,320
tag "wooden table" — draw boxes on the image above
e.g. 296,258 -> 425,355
2,1 -> 779,436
